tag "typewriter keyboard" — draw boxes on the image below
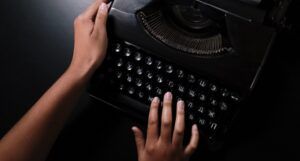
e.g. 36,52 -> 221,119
94,40 -> 241,142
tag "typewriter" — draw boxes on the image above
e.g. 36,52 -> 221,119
88,0 -> 291,150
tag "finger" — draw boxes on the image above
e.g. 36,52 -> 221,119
146,97 -> 160,145
172,100 -> 185,146
184,124 -> 200,158
132,126 -> 145,154
93,2 -> 109,33
160,92 -> 173,143
82,0 -> 102,20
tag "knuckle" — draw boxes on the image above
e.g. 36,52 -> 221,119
148,119 -> 157,126
175,128 -> 184,136
75,15 -> 84,21
74,15 -> 83,26
146,145 -> 155,153
189,143 -> 198,150
162,119 -> 172,128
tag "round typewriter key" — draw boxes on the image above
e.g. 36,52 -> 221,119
188,114 -> 195,121
136,66 -> 143,75
210,99 -> 218,106
145,57 -> 153,66
198,79 -> 207,88
177,69 -> 185,78
124,48 -> 132,57
197,106 -> 205,114
167,80 -> 175,88
145,83 -> 152,91
116,58 -> 124,67
188,89 -> 196,98
208,110 -> 216,119
119,84 -> 125,91
126,62 -> 133,71
155,87 -> 163,96
165,65 -> 173,74
221,88 -> 229,97
126,74 -> 133,83
187,74 -> 196,83
220,102 -> 228,111
156,75 -> 163,83
137,91 -> 144,99
135,78 -> 143,87
114,43 -> 122,53
198,118 -> 206,126
128,87 -> 135,95
199,94 -> 206,101
115,71 -> 123,79
186,101 -> 194,110
146,71 -> 153,79
177,85 -> 185,93
209,122 -> 218,131
134,52 -> 142,61
210,84 -> 218,92
155,60 -> 163,70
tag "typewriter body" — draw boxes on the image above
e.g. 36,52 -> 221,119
88,0 -> 291,149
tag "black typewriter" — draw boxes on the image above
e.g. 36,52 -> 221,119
88,0 -> 291,150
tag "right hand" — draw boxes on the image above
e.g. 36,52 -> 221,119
70,0 -> 109,77
132,92 -> 200,161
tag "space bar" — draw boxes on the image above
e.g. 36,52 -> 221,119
90,93 -> 150,120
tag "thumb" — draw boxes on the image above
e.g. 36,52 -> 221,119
132,126 -> 145,154
93,2 -> 109,33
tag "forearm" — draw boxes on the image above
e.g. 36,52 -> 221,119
0,65 -> 93,161
0,1 -> 108,160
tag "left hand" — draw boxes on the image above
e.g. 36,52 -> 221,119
70,0 -> 109,75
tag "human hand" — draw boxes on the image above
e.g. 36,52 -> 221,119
132,92 -> 200,161
70,0 -> 109,75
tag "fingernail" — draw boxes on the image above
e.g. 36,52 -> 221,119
177,100 -> 185,111
99,3 -> 108,12
153,97 -> 160,103
164,92 -> 172,100
193,124 -> 198,131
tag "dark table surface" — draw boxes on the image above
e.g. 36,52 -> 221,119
1,0 -> 299,161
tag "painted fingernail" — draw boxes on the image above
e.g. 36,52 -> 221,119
193,124 -> 198,131
99,3 -> 108,12
164,92 -> 172,100
153,97 -> 160,103
179,100 -> 185,110
132,126 -> 137,131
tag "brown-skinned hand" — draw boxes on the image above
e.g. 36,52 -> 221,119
132,92 -> 200,161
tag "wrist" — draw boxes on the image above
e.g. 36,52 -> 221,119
66,62 -> 96,84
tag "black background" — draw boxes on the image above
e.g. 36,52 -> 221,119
0,0 -> 299,161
